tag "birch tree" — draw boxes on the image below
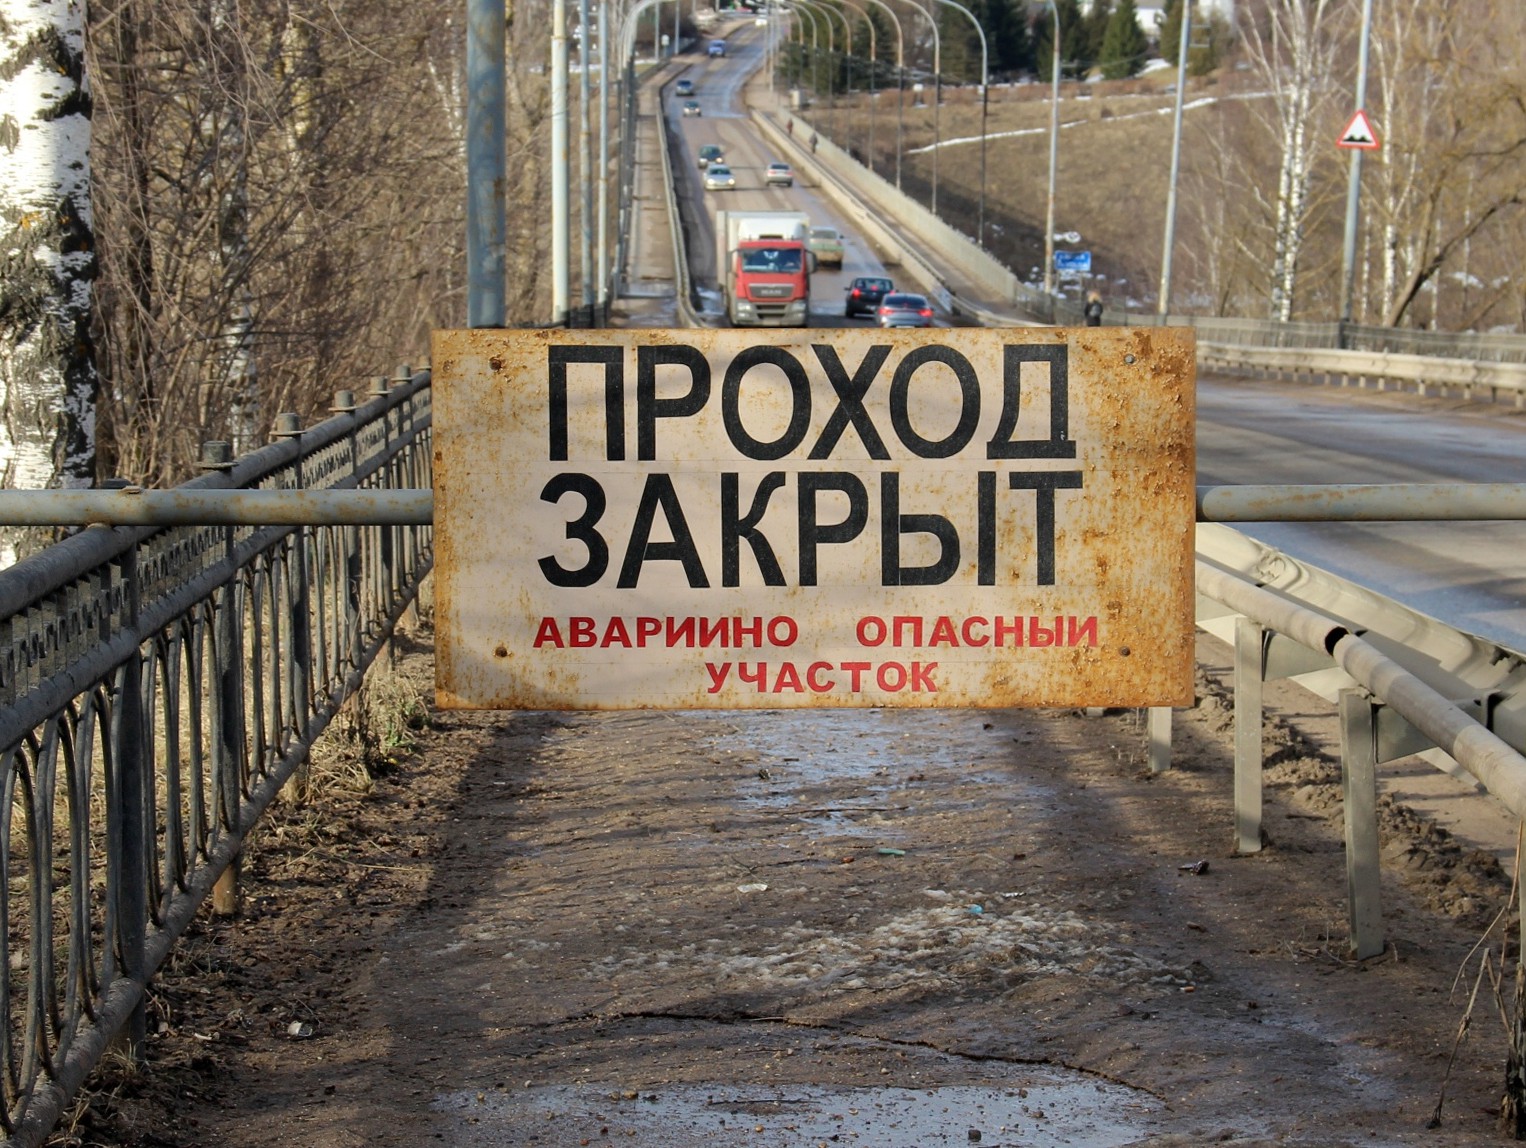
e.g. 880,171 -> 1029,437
0,0 -> 98,565
1365,0 -> 1526,328
1236,0 -> 1349,320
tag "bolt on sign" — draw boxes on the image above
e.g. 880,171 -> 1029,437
431,327 -> 1196,710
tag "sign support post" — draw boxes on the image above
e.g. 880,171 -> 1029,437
1338,0 -> 1378,327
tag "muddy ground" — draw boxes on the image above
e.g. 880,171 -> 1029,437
59,619 -> 1526,1148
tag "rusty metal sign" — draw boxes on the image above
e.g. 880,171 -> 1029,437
432,327 -> 1196,710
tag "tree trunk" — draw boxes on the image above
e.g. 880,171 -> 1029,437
0,0 -> 100,566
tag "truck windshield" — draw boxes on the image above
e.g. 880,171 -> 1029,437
740,247 -> 803,273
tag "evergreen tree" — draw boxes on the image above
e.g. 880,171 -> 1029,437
1157,0 -> 1184,65
1083,0 -> 1113,73
1100,0 -> 1148,79
984,0 -> 1033,78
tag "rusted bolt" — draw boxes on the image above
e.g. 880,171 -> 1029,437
1124,354 -> 1136,365
1118,646 -> 1132,657
494,644 -> 508,658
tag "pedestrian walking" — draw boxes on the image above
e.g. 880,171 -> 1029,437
1084,292 -> 1104,327
809,132 -> 818,154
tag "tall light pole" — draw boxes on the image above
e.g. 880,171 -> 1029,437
1157,0 -> 1190,316
466,0 -> 506,327
924,0 -> 987,243
837,0 -> 878,174
552,0 -> 570,324
577,0 -> 595,326
1042,0 -> 1060,297
794,0 -> 847,142
915,0 -> 941,212
597,0 -> 609,318
1339,0 -> 1376,329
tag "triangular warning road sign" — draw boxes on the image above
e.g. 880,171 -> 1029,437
1338,109 -> 1380,150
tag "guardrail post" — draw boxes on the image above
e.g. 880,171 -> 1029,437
1233,616 -> 1265,854
202,441 -> 245,916
1338,687 -> 1385,959
1147,706 -> 1171,773
112,539 -> 148,1061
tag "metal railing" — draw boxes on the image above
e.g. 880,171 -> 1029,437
0,367 -> 432,1146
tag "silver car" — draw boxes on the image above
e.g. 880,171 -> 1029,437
876,292 -> 934,328
702,163 -> 736,191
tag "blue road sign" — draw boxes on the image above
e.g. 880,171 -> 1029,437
1054,250 -> 1092,273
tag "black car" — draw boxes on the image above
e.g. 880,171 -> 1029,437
845,276 -> 894,318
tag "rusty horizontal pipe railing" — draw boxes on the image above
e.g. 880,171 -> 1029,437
4,483 -> 1525,529
1196,559 -> 1526,818
0,489 -> 435,527
1198,482 -> 1526,522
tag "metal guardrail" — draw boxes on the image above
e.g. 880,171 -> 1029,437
1199,341 -> 1526,406
0,368 -> 433,1146
1193,521 -> 1526,959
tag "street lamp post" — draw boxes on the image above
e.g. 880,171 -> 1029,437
794,0 -> 848,142
1042,0 -> 1060,298
1157,0 -> 1189,316
913,0 -> 941,212
577,0 -> 595,326
552,0 -> 570,324
842,0 -> 906,189
466,0 -> 506,327
923,0 -> 987,243
836,0 -> 877,174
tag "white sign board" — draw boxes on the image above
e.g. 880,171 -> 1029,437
432,327 -> 1197,710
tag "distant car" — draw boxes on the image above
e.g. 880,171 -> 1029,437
845,276 -> 894,318
708,39 -> 726,57
675,78 -> 695,97
876,292 -> 934,327
807,226 -> 844,268
764,161 -> 794,187
702,163 -> 736,191
697,143 -> 724,169
754,14 -> 768,24
681,100 -> 702,117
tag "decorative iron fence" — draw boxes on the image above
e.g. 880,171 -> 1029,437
0,367 -> 433,1147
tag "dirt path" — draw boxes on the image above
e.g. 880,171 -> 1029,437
70,624 -> 1523,1148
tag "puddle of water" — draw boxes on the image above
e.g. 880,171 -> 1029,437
437,1077 -> 1162,1146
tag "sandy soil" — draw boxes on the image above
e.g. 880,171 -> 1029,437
59,622 -> 1526,1148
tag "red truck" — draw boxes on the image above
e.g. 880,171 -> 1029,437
715,209 -> 815,327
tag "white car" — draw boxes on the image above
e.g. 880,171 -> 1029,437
703,163 -> 736,191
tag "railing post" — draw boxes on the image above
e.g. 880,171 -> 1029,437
201,441 -> 245,916
370,376 -> 395,666
1234,616 -> 1265,854
334,391 -> 363,674
273,413 -> 313,801
112,539 -> 148,1061
1338,687 -> 1385,959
